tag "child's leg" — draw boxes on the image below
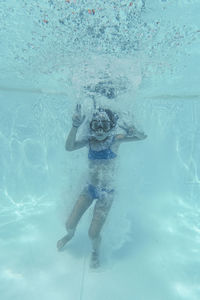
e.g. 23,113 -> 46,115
88,194 -> 113,267
57,189 -> 93,250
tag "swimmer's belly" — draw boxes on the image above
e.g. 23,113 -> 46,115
89,158 -> 115,170
88,161 -> 115,188
88,174 -> 111,187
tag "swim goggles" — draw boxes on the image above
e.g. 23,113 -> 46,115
90,119 -> 111,132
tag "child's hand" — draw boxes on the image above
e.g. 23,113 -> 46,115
119,122 -> 147,139
72,104 -> 85,128
118,121 -> 137,136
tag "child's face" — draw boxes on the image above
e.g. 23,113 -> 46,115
94,128 -> 109,141
90,114 -> 111,141
90,119 -> 111,132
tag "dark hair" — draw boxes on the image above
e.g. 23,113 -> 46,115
94,107 -> 118,129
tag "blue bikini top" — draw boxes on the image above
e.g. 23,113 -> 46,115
88,136 -> 117,160
88,148 -> 117,160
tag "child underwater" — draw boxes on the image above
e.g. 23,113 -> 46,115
57,104 -> 147,268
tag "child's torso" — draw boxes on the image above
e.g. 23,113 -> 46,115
88,135 -> 119,188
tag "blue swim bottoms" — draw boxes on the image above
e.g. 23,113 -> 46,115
88,184 -> 114,200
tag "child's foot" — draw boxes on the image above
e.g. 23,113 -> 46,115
90,251 -> 100,269
57,234 -> 72,251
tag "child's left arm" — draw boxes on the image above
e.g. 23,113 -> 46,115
116,122 -> 147,143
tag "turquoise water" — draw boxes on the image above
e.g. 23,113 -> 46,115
0,1 -> 200,300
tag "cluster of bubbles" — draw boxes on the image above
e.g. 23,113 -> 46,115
0,0 -> 199,85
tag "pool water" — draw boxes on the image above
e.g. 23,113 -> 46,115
0,1 -> 200,300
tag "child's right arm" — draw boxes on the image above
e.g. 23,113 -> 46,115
65,104 -> 88,151
65,126 -> 87,151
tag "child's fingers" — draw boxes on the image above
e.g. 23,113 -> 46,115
76,104 -> 81,113
123,121 -> 136,130
118,123 -> 127,130
118,121 -> 128,129
123,121 -> 129,128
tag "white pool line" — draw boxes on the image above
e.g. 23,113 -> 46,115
0,86 -> 200,99
0,86 -> 68,96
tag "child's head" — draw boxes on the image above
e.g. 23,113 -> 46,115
90,107 -> 118,141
